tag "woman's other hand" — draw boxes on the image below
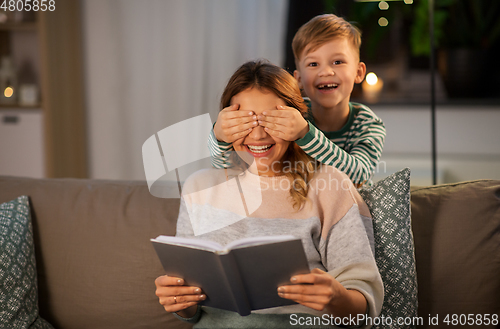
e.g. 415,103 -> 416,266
155,275 -> 206,318
277,268 -> 366,317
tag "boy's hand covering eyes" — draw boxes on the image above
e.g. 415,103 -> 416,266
213,104 -> 257,143
257,105 -> 309,141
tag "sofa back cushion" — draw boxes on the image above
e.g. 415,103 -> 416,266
411,180 -> 500,326
0,176 -> 189,329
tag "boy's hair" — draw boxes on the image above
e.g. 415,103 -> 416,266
221,59 -> 315,210
292,14 -> 362,63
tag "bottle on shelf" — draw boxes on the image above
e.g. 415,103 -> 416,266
18,60 -> 39,106
0,56 -> 18,105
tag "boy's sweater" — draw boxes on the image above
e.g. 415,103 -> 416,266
209,102 -> 386,185
175,165 -> 384,328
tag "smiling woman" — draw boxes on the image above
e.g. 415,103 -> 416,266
154,60 -> 384,328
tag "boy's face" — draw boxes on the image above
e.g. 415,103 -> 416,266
294,38 -> 366,111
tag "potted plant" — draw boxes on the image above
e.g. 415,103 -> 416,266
410,0 -> 500,98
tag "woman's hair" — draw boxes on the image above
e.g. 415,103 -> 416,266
220,59 -> 316,209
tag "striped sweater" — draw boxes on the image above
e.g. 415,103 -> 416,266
209,102 -> 386,185
174,165 -> 384,328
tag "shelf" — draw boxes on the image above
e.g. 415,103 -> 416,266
0,22 -> 37,31
0,1 -> 87,178
0,104 -> 41,110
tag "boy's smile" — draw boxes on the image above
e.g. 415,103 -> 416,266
317,83 -> 339,92
294,38 -> 365,117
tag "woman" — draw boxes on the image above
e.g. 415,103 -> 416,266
155,60 -> 383,328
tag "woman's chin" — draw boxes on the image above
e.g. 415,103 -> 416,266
234,146 -> 285,176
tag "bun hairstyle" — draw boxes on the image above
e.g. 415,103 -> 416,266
220,59 -> 317,209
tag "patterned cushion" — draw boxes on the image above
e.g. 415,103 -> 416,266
0,196 -> 54,329
360,168 -> 418,329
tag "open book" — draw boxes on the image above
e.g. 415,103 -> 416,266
151,235 -> 310,316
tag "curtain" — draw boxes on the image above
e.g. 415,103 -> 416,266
82,0 -> 289,180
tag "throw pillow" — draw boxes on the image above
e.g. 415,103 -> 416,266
0,196 -> 54,329
360,168 -> 418,329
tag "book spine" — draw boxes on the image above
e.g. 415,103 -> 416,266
219,252 -> 251,316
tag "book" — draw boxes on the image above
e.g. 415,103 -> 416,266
151,235 -> 310,316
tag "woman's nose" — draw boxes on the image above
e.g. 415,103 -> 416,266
248,125 -> 267,139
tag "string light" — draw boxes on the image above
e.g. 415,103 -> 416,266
366,73 -> 378,85
379,1 -> 389,10
378,17 -> 389,26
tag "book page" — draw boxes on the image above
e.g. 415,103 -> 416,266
225,235 -> 297,250
152,235 -> 223,251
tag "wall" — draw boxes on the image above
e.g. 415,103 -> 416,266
372,104 -> 500,186
0,110 -> 44,178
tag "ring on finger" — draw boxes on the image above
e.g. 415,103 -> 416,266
173,296 -> 177,304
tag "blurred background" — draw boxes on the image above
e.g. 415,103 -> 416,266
0,0 -> 499,186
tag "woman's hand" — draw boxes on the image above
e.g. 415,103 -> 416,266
155,275 -> 206,318
213,104 -> 257,143
257,105 -> 309,141
277,268 -> 367,317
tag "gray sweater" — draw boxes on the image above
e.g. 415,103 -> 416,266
175,165 -> 384,328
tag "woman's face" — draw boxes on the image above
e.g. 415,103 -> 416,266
231,87 -> 291,176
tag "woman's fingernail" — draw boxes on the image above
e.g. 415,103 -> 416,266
277,287 -> 284,293
199,294 -> 206,300
194,288 -> 201,293
291,277 -> 297,283
177,279 -> 183,284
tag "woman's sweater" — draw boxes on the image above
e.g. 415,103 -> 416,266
175,165 -> 384,328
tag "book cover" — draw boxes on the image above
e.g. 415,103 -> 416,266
151,235 -> 310,316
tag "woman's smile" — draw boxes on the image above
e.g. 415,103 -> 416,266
245,143 -> 274,157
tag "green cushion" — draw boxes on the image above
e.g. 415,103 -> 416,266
360,168 -> 418,328
0,196 -> 54,329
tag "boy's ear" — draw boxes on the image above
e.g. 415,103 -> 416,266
293,70 -> 303,89
354,62 -> 367,84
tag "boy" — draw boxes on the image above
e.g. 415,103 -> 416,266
209,14 -> 385,186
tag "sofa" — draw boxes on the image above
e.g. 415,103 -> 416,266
0,175 -> 499,329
